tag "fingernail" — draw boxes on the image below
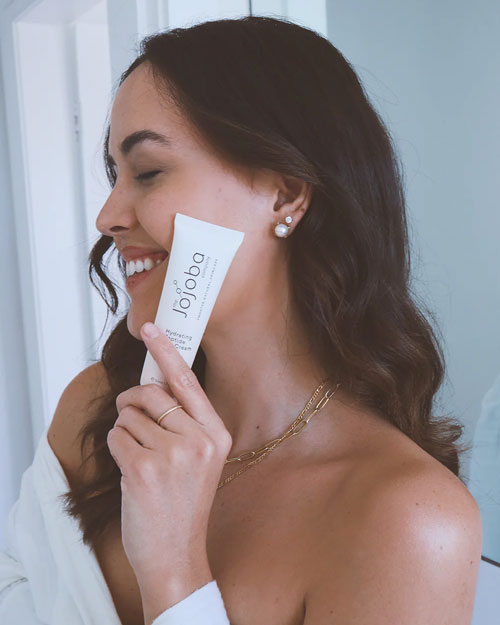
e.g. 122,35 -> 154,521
142,322 -> 160,338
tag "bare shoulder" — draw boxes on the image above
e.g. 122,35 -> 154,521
304,446 -> 482,625
47,361 -> 111,485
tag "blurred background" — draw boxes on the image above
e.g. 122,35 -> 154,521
0,1 -> 499,613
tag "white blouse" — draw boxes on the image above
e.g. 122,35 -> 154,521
0,425 -> 230,624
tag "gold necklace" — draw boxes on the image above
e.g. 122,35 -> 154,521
217,380 -> 341,490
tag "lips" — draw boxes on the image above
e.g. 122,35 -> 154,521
119,246 -> 169,263
125,253 -> 169,291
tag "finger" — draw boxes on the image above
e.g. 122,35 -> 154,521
154,404 -> 202,436
116,383 -> 174,420
140,322 -> 217,427
115,405 -> 170,448
116,386 -> 200,437
107,424 -> 142,474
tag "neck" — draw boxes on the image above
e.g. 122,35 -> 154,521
200,298 -> 331,461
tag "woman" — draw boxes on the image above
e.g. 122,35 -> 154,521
3,15 -> 481,625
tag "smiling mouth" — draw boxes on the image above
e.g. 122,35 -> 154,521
125,253 -> 169,289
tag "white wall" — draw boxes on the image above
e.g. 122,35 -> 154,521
0,19 -> 34,552
0,0 -> 118,552
326,0 -> 500,481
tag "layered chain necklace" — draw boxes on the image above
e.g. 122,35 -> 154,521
217,379 -> 341,489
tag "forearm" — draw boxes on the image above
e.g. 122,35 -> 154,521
139,558 -> 215,625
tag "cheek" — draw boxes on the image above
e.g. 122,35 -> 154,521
137,172 -> 270,254
138,193 -> 176,250
178,171 -> 268,234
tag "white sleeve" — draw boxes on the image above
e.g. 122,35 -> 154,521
151,580 -> 231,625
0,550 -> 47,624
0,465 -> 51,624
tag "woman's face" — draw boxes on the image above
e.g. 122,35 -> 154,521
96,61 -> 304,340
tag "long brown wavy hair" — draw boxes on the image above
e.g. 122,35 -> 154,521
60,15 -> 470,548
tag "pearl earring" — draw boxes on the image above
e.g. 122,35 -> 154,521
274,215 -> 293,238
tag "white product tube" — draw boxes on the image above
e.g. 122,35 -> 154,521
140,213 -> 245,388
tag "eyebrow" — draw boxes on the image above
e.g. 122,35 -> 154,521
107,129 -> 173,168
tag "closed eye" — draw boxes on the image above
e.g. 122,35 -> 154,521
135,170 -> 162,182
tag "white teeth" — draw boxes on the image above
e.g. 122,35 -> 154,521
126,256 -> 165,278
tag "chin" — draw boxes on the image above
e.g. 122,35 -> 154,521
126,313 -> 147,341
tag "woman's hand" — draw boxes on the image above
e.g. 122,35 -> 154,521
106,321 -> 232,621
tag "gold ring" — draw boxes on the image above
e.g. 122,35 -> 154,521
156,404 -> 184,426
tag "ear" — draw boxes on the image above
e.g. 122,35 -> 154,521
272,174 -> 313,235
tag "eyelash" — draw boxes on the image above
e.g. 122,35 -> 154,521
135,170 -> 162,182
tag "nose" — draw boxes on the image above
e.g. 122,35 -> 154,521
95,187 -> 136,236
